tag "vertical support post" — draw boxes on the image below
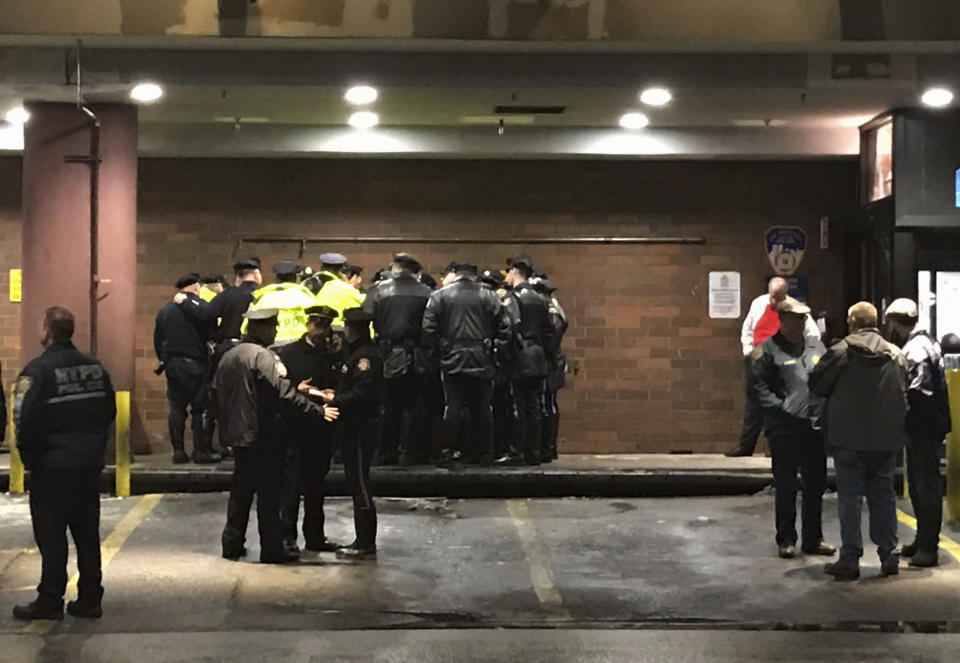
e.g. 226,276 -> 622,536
946,369 -> 960,522
115,390 -> 130,497
8,385 -> 24,494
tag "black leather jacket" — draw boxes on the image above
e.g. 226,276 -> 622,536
506,281 -> 553,380
15,342 -> 116,471
363,272 -> 432,378
422,275 -> 511,379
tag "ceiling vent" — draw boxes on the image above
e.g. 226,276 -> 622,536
493,105 -> 566,115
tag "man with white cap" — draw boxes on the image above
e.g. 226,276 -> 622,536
751,296 -> 832,559
884,297 -> 951,568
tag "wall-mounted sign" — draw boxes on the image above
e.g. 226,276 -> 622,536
709,271 -> 741,319
9,268 -> 21,302
765,227 -> 807,276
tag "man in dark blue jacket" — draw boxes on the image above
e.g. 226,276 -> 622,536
13,306 -> 116,621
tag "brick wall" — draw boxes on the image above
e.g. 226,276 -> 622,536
0,157 -> 22,447
0,156 -> 857,454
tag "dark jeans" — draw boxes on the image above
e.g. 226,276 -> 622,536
223,445 -> 284,559
441,374 -> 495,461
833,447 -> 898,566
513,377 -> 544,463
340,419 -> 378,548
738,357 -> 763,453
768,425 -> 826,547
905,433 -> 944,552
380,373 -> 424,461
29,470 -> 102,606
165,356 -> 210,454
280,425 -> 333,548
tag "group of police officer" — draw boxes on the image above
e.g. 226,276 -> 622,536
151,250 -> 568,563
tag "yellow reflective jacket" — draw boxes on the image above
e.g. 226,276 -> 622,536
314,272 -> 365,328
244,282 -> 317,343
198,285 -> 218,302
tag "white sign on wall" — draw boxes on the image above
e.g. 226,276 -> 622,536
709,271 -> 741,319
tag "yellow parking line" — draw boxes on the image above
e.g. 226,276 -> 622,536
21,494 -> 163,635
506,499 -> 571,622
896,508 -> 960,563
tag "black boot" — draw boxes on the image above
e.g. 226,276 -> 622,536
67,587 -> 104,618
172,447 -> 190,464
13,598 -> 64,621
192,448 -> 222,464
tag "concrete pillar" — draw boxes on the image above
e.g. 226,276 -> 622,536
21,103 -> 137,391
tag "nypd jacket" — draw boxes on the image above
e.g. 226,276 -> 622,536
15,342 -> 116,471
751,332 -> 826,431
331,339 -> 384,421
212,338 -> 326,448
422,275 -> 511,379
363,272 -> 432,378
506,281 -> 554,380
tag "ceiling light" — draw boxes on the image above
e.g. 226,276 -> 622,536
4,106 -> 30,125
619,112 -> 649,130
130,82 -> 164,103
920,87 -> 954,108
732,119 -> 787,127
639,87 -> 672,106
345,85 -> 378,105
348,111 -> 379,130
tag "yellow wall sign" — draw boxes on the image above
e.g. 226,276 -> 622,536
9,268 -> 21,302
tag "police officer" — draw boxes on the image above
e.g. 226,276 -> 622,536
363,253 -> 432,465
246,260 -> 317,345
206,258 -> 262,342
307,252 -> 366,329
885,298 -> 951,568
480,268 -> 517,460
308,308 -> 384,560
752,297 -> 834,559
500,256 -> 553,466
199,274 -> 225,302
422,262 -> 511,467
13,306 -> 116,620
215,308 -> 338,564
277,305 -> 343,555
155,273 -> 219,464
532,276 -> 567,463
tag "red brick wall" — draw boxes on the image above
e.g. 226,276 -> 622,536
0,158 -> 22,447
0,156 -> 857,454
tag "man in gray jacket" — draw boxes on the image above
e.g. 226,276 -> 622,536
810,302 -> 908,580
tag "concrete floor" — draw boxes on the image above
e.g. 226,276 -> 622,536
3,493 -> 960,661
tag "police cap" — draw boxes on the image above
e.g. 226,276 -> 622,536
244,308 -> 279,321
776,296 -> 811,316
319,252 -> 348,266
343,307 -> 374,325
885,297 -> 919,320
392,252 -> 422,273
305,305 -> 338,320
420,272 -> 437,289
233,257 -> 261,272
480,269 -> 504,287
506,253 -> 534,270
531,277 -> 557,294
272,259 -> 301,276
200,274 -> 222,285
442,261 -> 459,275
176,273 -> 201,289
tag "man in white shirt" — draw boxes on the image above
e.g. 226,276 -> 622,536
725,277 -> 821,456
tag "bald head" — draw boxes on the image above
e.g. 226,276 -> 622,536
768,277 -> 788,305
847,301 -> 878,332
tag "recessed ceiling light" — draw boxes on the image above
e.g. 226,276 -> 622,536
920,87 -> 954,108
619,112 -> 649,130
4,106 -> 30,125
348,111 -> 379,130
639,87 -> 672,106
130,82 -> 164,103
345,85 -> 378,105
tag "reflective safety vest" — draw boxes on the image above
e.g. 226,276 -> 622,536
244,282 -> 317,343
314,273 -> 365,328
199,285 -> 218,302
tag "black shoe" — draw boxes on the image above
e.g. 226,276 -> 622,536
802,541 -> 837,556
908,549 -> 939,568
824,561 -> 860,581
398,452 -> 414,467
222,545 -> 247,560
493,454 -> 524,466
524,456 -> 541,466
881,555 -> 900,577
172,449 -> 190,464
282,539 -> 301,557
375,454 -> 398,467
13,600 -> 64,621
192,450 -> 221,464
778,544 -> 796,559
900,541 -> 919,558
218,446 -> 233,460
724,446 -> 754,457
336,545 -> 377,561
305,538 -> 343,553
261,549 -> 300,564
478,455 -> 493,468
67,600 -> 102,619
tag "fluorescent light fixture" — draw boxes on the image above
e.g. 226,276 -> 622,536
4,106 -> 30,125
582,132 -> 669,155
0,122 -> 24,150
619,112 -> 649,130
639,87 -> 672,106
320,130 -> 410,153
920,87 -> 954,108
130,82 -> 164,103
348,111 -> 379,130
345,85 -> 378,105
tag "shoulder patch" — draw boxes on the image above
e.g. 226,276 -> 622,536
357,357 -> 371,372
14,375 -> 32,395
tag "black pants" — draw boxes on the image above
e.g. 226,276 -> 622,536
29,470 -> 102,606
513,377 -> 544,463
492,380 -> 516,458
442,374 -> 494,461
834,447 -> 898,565
768,425 -> 826,547
906,432 -> 944,552
380,373 -> 424,462
340,420 -> 378,548
280,426 -> 333,548
737,357 -> 763,453
223,446 -> 284,560
541,383 -> 559,460
165,356 -> 210,454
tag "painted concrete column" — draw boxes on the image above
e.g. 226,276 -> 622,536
21,102 -> 138,391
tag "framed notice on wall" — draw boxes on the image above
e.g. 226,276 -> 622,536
708,271 -> 741,319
